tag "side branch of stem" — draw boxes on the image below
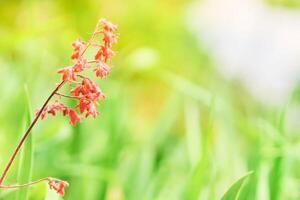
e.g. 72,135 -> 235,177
55,92 -> 80,100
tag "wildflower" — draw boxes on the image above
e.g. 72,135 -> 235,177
73,58 -> 90,72
82,78 -> 97,93
68,109 -> 81,125
70,85 -> 83,96
76,99 -> 88,113
71,39 -> 85,60
102,30 -> 118,47
94,61 -> 110,78
100,18 -> 118,32
95,46 -> 115,62
85,101 -> 98,118
57,66 -> 76,81
48,178 -> 69,196
75,99 -> 99,118
47,101 -> 66,116
82,78 -> 105,101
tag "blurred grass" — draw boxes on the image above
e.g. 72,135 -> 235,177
16,86 -> 34,200
266,0 -> 300,8
221,171 -> 253,200
0,0 -> 300,199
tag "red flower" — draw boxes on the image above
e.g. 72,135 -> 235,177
82,78 -> 96,92
37,101 -> 83,126
48,178 -> 69,197
94,61 -> 110,78
70,78 -> 104,101
73,58 -> 90,72
68,109 -> 81,125
100,18 -> 118,32
76,99 -> 88,113
47,101 -> 66,116
85,101 -> 98,118
82,78 -> 105,101
70,85 -> 83,96
95,46 -> 115,62
76,100 -> 98,118
102,30 -> 117,47
57,67 -> 76,81
71,39 -> 85,60
94,49 -> 102,61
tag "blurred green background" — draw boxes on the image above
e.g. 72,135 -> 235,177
1,0 -> 300,199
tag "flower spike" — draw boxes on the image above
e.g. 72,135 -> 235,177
0,18 -> 118,197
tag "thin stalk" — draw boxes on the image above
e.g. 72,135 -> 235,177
0,80 -> 66,185
87,60 -> 98,64
55,92 -> 81,100
0,177 -> 50,189
0,177 -> 65,189
77,74 -> 88,79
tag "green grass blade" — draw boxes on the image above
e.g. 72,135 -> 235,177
184,98 -> 215,200
268,156 -> 283,200
221,171 -> 253,200
184,99 -> 201,168
268,105 -> 286,200
16,85 -> 34,200
161,71 -> 212,106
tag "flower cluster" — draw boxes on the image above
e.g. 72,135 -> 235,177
37,18 -> 117,126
